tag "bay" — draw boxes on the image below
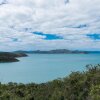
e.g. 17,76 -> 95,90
0,54 -> 100,83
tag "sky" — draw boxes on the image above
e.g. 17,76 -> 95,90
0,0 -> 100,51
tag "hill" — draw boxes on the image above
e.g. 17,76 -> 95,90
16,49 -> 89,54
0,52 -> 27,62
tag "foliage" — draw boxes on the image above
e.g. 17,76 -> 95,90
0,64 -> 100,100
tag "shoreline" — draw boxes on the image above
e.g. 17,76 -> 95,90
0,64 -> 99,99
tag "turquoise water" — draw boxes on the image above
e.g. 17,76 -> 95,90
0,54 -> 100,83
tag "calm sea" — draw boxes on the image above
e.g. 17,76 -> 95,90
0,54 -> 100,83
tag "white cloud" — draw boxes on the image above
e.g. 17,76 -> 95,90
0,0 -> 100,51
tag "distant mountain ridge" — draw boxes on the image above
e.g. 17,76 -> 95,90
0,49 -> 100,63
15,49 -> 91,54
15,49 -> 100,54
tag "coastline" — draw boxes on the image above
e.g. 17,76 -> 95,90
0,64 -> 99,99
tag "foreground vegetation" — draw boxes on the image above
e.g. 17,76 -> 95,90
0,64 -> 100,100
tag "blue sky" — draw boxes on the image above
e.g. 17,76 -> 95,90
33,32 -> 63,40
0,0 -> 100,51
87,34 -> 100,40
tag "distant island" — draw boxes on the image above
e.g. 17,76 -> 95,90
0,52 -> 27,63
16,49 -> 89,54
15,49 -> 100,54
0,49 -> 100,63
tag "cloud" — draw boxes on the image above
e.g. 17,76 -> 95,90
0,0 -> 100,51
